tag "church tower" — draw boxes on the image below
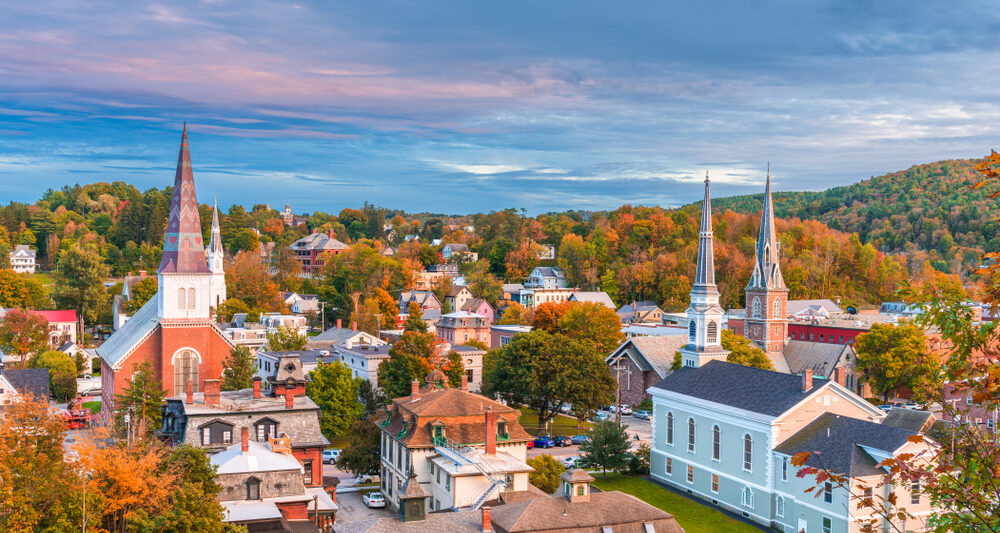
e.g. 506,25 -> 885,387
206,199 -> 227,312
157,125 -> 214,321
744,169 -> 789,354
679,174 -> 729,368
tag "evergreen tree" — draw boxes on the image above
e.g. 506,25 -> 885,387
114,361 -> 166,440
307,361 -> 365,439
580,420 -> 631,478
221,346 -> 257,391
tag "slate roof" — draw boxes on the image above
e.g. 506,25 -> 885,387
400,291 -> 442,309
1,368 -> 50,400
882,408 -> 935,434
781,340 -> 853,376
11,244 -> 35,258
158,127 -> 211,274
490,491 -> 683,533
568,291 -> 617,309
291,232 -> 349,252
530,267 -> 565,279
608,335 -> 688,379
333,510 -> 482,533
651,359 -> 828,417
460,298 -> 492,314
774,412 -> 918,476
502,284 -> 525,293
98,297 -> 161,369
444,243 -> 469,252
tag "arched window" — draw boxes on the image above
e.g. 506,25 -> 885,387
743,434 -> 753,472
246,477 -> 260,500
576,485 -> 585,496
666,412 -> 674,445
688,320 -> 696,341
187,288 -> 196,310
173,350 -> 199,395
707,321 -> 718,344
687,418 -> 696,452
741,486 -> 754,508
776,495 -> 784,517
712,425 -> 721,461
772,298 -> 781,318
764,245 -> 770,265
177,287 -> 186,310
751,297 -> 761,318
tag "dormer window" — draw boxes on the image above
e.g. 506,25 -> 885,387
498,420 -> 509,439
246,477 -> 260,500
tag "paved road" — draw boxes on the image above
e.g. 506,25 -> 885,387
335,489 -> 394,523
525,413 -> 652,460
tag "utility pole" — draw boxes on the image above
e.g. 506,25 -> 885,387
319,301 -> 326,331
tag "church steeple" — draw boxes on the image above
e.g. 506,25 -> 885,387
693,173 -> 718,293
748,166 -> 785,291
744,166 -> 789,355
206,199 -> 227,310
158,125 -> 209,274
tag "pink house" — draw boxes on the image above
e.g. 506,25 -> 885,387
460,298 -> 495,324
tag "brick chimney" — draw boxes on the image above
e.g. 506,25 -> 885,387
460,374 -> 468,392
410,380 -> 420,402
802,370 -> 813,392
337,318 -> 342,329
138,270 -> 146,277
285,386 -> 295,409
241,427 -> 249,453
252,376 -> 261,400
833,367 -> 844,387
352,321 -> 358,331
185,380 -> 193,404
485,408 -> 497,455
481,507 -> 492,532
204,379 -> 221,407
327,228 -> 337,239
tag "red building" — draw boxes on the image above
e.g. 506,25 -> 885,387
289,230 -> 348,275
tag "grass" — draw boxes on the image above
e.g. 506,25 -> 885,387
328,436 -> 350,449
517,407 -> 593,437
81,401 -> 101,414
592,474 -> 762,533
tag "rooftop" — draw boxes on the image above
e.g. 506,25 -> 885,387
212,440 -> 303,475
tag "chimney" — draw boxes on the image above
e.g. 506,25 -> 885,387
410,380 -> 420,402
485,408 -> 497,455
204,379 -> 221,406
241,427 -> 249,453
461,374 -> 468,392
802,370 -> 813,392
352,321 -> 358,331
481,507 -> 492,533
285,386 -> 295,409
337,318 -> 342,329
138,270 -> 146,277
328,228 -> 336,239
185,380 -> 193,404
253,377 -> 261,400
833,367 -> 844,387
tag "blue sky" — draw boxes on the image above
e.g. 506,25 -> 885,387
0,1 -> 997,214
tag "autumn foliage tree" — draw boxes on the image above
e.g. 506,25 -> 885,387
226,251 -> 283,313
855,322 -> 940,401
0,308 -> 48,366
721,329 -> 774,371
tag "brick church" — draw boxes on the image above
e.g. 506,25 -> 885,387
99,126 -> 231,412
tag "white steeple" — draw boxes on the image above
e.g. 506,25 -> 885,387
206,199 -> 227,312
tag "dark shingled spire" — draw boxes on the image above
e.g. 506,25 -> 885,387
158,126 -> 210,274
692,173 -> 719,295
748,166 -> 786,290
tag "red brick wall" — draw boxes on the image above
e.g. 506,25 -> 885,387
292,446 -> 324,487
277,500 -> 309,520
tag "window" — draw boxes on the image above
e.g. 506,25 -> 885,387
839,335 -> 844,343
255,419 -> 278,441
751,297 -> 761,318
743,434 -> 753,472
772,298 -> 781,317
863,487 -> 873,500
173,350 -> 199,395
688,321 -> 696,340
666,458 -> 672,474
822,517 -> 832,533
187,288 -> 196,309
711,474 -> 719,493
911,482 -> 920,505
687,418 -> 696,452
819,334 -> 825,342
968,395 -> 973,405
178,287 -> 186,309
202,427 -> 210,446
436,464 -> 441,484
712,425 -> 721,461
741,487 -> 753,508
576,485 -> 585,496
222,430 -> 232,444
666,412 -> 673,445
824,482 -> 833,503
686,465 -> 694,483
776,495 -> 784,517
466,369 -> 474,383
246,477 -> 260,500
707,321 -> 718,344
445,474 -> 451,491
303,459 -> 313,485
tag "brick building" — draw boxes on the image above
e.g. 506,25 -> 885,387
290,230 -> 348,275
435,311 -> 490,345
606,335 -> 688,406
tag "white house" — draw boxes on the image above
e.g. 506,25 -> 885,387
9,245 -> 36,274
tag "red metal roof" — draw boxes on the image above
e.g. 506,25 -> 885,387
33,310 -> 78,323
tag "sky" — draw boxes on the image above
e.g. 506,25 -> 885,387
0,1 -> 998,215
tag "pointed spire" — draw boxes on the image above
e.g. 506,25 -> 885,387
158,126 -> 209,274
693,172 -> 718,292
208,198 -> 223,255
749,165 -> 785,289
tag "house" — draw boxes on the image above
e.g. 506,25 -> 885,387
260,313 -> 309,337
780,340 -> 862,395
290,230 -> 349,275
32,310 -> 78,347
451,344 -> 486,391
306,321 -> 386,350
0,368 -> 50,405
282,292 -> 319,315
213,432 -> 336,531
942,382 -> 997,432
621,323 -> 688,338
255,348 -> 339,388
882,408 -> 935,434
399,291 -> 443,313
524,267 -> 567,289
605,335 -> 688,406
501,284 -> 524,304
98,127 -> 233,413
376,374 -> 534,514
336,343 -> 392,387
879,301 -> 925,317
445,286 -> 475,314
435,312 -> 490,346
786,299 -> 843,319
519,287 -> 575,309
9,244 -> 37,273
441,243 -> 477,262
280,204 -> 308,227
222,324 -> 270,355
617,301 -> 664,324
489,325 -> 532,349
460,298 -> 495,324
568,291 -> 616,309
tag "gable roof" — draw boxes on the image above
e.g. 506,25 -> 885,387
774,412 -> 918,476
460,298 -> 492,314
33,310 -> 78,323
781,340 -> 853,376
568,291 -> 616,309
651,360 -> 828,417
786,299 -> 843,316
443,243 -> 469,252
490,491 -> 683,533
608,336 -> 688,379
882,408 -> 935,434
98,296 -> 161,369
530,267 -> 565,279
11,244 -> 35,258
1,368 -> 49,400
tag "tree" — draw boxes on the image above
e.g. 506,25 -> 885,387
556,301 -> 625,357
580,420 -> 631,478
0,308 -> 48,366
133,444 -> 232,533
30,350 -> 77,401
466,261 -> 503,307
721,329 -> 774,370
377,331 -> 436,399
216,297 -> 250,322
53,242 -> 109,327
114,362 -> 166,440
266,326 -> 307,351
527,454 -> 565,493
498,301 -> 531,325
221,346 -> 256,391
0,269 -> 49,309
226,251 -> 283,312
336,418 -> 382,478
307,361 -> 365,439
483,330 -> 615,425
125,277 -> 158,314
855,322 -> 940,401
402,302 -> 428,333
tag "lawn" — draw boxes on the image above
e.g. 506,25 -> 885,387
517,407 -> 593,437
328,436 -> 350,449
81,401 -> 102,414
592,474 -> 762,533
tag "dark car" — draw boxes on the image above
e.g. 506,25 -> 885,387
570,434 -> 591,445
553,435 -> 571,447
533,435 -> 556,448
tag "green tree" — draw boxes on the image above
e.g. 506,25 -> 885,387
221,346 -> 256,391
600,269 -> 620,304
53,242 -> 110,327
721,329 -> 774,370
307,361 -> 365,439
30,350 -> 77,401
336,418 -> 382,478
377,331 -> 436,399
114,361 -> 166,440
526,454 -> 565,493
580,420 -> 631,478
555,301 -> 625,357
855,322 -> 940,401
0,308 -> 49,366
125,277 -> 158,314
402,302 -> 428,333
465,261 -> 503,307
266,326 -> 307,351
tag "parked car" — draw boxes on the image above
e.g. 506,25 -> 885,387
619,405 -> 633,416
904,402 -> 921,410
632,410 -> 650,420
592,412 -> 611,422
323,449 -> 341,464
362,492 -> 386,508
570,434 -> 591,445
561,456 -> 581,468
878,404 -> 893,412
553,435 -> 571,447
526,440 -> 535,449
533,435 -> 556,448
354,474 -> 378,484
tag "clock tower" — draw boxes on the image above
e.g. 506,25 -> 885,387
744,169 -> 788,354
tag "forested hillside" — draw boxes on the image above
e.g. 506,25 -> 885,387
710,158 -> 999,273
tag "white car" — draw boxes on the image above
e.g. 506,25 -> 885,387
323,449 -> 341,464
362,491 -> 386,508
561,456 -> 580,469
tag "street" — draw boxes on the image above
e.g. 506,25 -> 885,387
525,413 -> 651,460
